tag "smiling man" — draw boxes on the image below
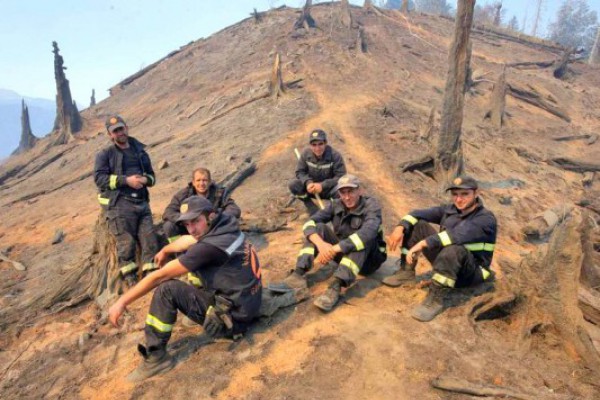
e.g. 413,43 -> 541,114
383,175 -> 497,322
288,129 -> 347,215
272,174 -> 386,312
94,114 -> 159,287
109,196 -> 262,381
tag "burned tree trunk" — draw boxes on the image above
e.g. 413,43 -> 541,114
434,0 -> 476,185
553,48 -> 574,80
269,53 -> 286,98
13,100 -> 37,155
294,0 -> 316,30
340,0 -> 354,28
251,8 -> 263,23
71,101 -> 82,133
52,41 -> 81,145
484,65 -> 506,128
401,0 -> 409,13
356,27 -> 368,53
90,89 -> 96,107
590,27 -> 600,65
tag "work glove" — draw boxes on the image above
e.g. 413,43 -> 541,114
203,295 -> 234,338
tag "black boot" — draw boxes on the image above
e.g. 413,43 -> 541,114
411,284 -> 450,322
127,344 -> 176,382
268,269 -> 308,293
382,258 -> 416,287
313,279 -> 342,312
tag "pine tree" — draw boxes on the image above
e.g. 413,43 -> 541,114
548,0 -> 598,50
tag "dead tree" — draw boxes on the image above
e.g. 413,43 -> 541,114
492,2 -> 502,27
251,8 -> 263,23
588,27 -> 600,65
90,89 -> 96,107
531,0 -> 543,37
13,100 -> 37,155
340,0 -> 354,28
401,0 -> 409,13
434,0 -> 476,185
294,0 -> 316,30
51,41 -> 81,145
356,27 -> 368,53
363,0 -> 383,16
484,66 -> 506,128
553,48 -> 574,79
269,53 -> 286,98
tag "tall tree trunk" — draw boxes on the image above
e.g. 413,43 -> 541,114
485,65 -> 506,128
589,27 -> 600,65
435,0 -> 476,185
401,0 -> 409,13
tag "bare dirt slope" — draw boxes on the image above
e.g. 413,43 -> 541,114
1,4 -> 600,399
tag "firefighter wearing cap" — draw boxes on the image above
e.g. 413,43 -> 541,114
383,175 -> 497,322
288,129 -> 347,215
94,115 -> 160,286
162,167 -> 241,244
271,174 -> 387,312
108,196 -> 262,381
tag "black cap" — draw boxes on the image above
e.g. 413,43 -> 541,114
176,196 -> 214,222
105,115 -> 126,133
309,129 -> 327,143
446,175 -> 478,191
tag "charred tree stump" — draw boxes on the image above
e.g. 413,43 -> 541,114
590,27 -> 600,65
356,27 -> 367,53
484,65 -> 506,128
434,0 -> 475,185
401,0 -> 409,13
251,8 -> 263,23
553,48 -> 574,80
294,0 -> 316,30
269,53 -> 286,98
90,89 -> 96,107
340,0 -> 354,28
51,41 -> 81,145
13,100 -> 37,155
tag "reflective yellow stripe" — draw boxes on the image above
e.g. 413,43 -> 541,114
438,231 -> 452,246
401,247 -> 409,255
298,247 -> 315,256
481,267 -> 491,280
145,174 -> 155,185
109,174 -> 118,190
464,243 -> 495,252
97,194 -> 109,205
188,273 -> 203,287
167,235 -> 181,244
402,215 -> 418,225
379,246 -> 386,253
145,314 -> 173,333
119,262 -> 137,275
340,257 -> 360,276
432,273 -> 455,288
303,220 -> 317,231
142,262 -> 157,271
378,226 -> 383,233
348,233 -> 365,251
295,194 -> 309,199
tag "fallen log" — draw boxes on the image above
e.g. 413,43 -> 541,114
400,155 -> 434,174
431,375 -> 549,400
549,158 -> 600,173
554,48 -> 575,80
507,83 -> 570,122
551,133 -> 598,143
220,160 -> 256,194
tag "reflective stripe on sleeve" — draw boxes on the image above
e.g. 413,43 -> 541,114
432,273 -> 455,288
438,231 -> 452,246
167,235 -> 181,244
464,243 -> 495,252
402,215 -> 418,225
97,194 -> 110,205
481,267 -> 491,280
145,174 -> 155,185
109,175 -> 118,190
188,273 -> 203,287
401,247 -> 409,255
348,233 -> 365,251
119,262 -> 137,276
306,161 -> 333,170
298,247 -> 315,256
225,233 -> 245,255
340,257 -> 360,276
145,314 -> 173,333
303,220 -> 317,231
379,246 -> 386,253
142,262 -> 158,272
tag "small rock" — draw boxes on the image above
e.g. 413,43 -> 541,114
78,332 -> 92,349
158,160 -> 169,170
499,196 -> 512,205
51,229 -> 65,245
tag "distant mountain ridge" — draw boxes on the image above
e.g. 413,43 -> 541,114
0,89 -> 55,159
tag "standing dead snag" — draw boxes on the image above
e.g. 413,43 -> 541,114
269,53 -> 286,98
339,0 -> 354,28
434,0 -> 476,185
590,27 -> 600,65
294,0 -> 316,30
401,0 -> 409,13
484,65 -> 506,128
356,27 -> 367,53
251,8 -> 263,23
553,48 -> 574,80
51,41 -> 81,145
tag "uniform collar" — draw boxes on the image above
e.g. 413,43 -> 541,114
450,197 -> 484,218
333,196 -> 366,216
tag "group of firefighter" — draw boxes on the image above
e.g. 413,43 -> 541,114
96,115 -> 497,381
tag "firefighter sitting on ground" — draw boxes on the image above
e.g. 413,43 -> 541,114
94,114 -> 160,287
288,129 -> 347,215
109,196 -> 262,381
383,175 -> 497,322
162,167 -> 241,244
271,174 -> 387,312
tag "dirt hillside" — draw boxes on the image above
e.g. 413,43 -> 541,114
1,4 -> 600,399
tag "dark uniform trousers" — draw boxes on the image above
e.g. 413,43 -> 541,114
288,179 -> 338,215
106,197 -> 159,277
296,223 -> 386,287
402,220 -> 487,288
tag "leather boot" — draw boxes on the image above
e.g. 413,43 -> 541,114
313,279 -> 341,312
268,270 -> 308,293
411,284 -> 449,322
382,261 -> 416,287
127,344 -> 176,382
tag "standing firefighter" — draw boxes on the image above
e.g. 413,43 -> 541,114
272,174 -> 387,312
288,129 -> 347,215
162,167 -> 241,244
94,115 -> 159,286
383,175 -> 497,322
109,196 -> 262,381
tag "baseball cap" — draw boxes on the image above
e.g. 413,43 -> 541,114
446,175 -> 478,191
176,196 -> 214,222
105,115 -> 126,133
334,174 -> 360,191
309,129 -> 327,143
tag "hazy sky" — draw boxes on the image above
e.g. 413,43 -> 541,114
1,1 -> 599,107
